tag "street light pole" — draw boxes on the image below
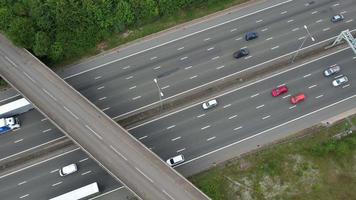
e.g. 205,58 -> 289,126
291,25 -> 315,63
153,78 -> 164,109
304,25 -> 315,42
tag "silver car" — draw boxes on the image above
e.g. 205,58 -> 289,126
323,64 -> 340,77
332,76 -> 348,87
202,99 -> 218,110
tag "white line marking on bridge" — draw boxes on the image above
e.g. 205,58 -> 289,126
136,167 -> 154,183
42,88 -> 57,101
110,145 -> 128,161
63,106 -> 79,119
85,125 -> 103,140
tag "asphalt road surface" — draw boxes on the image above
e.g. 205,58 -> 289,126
1,0 -> 355,166
0,35 -> 210,200
0,0 -> 355,199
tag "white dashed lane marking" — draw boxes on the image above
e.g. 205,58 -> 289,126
177,47 -> 184,51
289,105 -> 296,109
81,170 -> 92,176
262,115 -> 271,120
201,125 -> 211,130
266,37 -> 273,41
250,93 -> 259,98
283,94 -> 291,99
315,95 -> 323,99
228,115 -> 238,120
308,84 -> 317,89
177,148 -> 185,153
303,73 -> 311,78
280,11 -> 287,14
223,104 -> 231,108
292,27 -> 299,32
166,125 -> 176,130
234,126 -> 243,131
206,136 -> 216,141
150,56 -> 157,60
171,136 -> 181,141
216,65 -> 225,70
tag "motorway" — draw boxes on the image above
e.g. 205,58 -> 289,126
0,34 -> 209,200
0,0 -> 356,199
1,45 -> 355,200
1,0 -> 356,163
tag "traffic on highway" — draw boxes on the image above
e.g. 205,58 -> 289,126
0,0 -> 355,199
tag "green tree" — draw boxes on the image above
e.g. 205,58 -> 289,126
33,31 -> 50,56
8,17 -> 35,48
0,7 -> 13,30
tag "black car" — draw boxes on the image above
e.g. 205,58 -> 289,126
245,32 -> 258,41
233,48 -> 249,59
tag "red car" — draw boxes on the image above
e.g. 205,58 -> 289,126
271,85 -> 288,97
290,93 -> 306,104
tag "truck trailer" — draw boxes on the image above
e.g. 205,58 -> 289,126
0,98 -> 33,118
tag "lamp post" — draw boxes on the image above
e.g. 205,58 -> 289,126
153,78 -> 164,109
291,25 -> 315,63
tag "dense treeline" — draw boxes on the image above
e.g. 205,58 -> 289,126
0,0 -> 221,64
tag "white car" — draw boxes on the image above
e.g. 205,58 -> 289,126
59,163 -> 78,176
331,14 -> 344,22
332,76 -> 348,87
166,154 -> 185,166
323,64 -> 340,77
202,99 -> 218,110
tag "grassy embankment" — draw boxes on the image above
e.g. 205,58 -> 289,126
190,115 -> 356,200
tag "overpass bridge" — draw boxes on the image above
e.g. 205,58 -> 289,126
0,34 -> 210,200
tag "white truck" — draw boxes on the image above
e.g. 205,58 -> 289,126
0,98 -> 33,134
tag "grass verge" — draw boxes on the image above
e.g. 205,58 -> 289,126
190,116 -> 356,200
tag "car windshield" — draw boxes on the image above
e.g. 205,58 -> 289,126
169,159 -> 174,164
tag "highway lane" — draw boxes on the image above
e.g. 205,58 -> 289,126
128,48 -> 356,162
1,46 -> 354,200
67,0 -> 356,118
0,34 -> 210,200
1,0 -> 356,161
0,149 -> 119,200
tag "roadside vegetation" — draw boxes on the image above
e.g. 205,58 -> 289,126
190,115 -> 356,200
0,0 -> 249,67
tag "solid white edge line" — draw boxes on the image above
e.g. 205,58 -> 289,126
63,0 -> 293,80
127,47 -> 350,130
0,148 -> 80,179
176,94 -> 356,167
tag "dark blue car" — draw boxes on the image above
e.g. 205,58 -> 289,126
245,32 -> 258,41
